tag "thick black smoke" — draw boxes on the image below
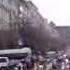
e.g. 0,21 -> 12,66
0,0 -> 64,51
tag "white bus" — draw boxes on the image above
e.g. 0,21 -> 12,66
0,47 -> 32,59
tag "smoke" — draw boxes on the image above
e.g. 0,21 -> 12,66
65,46 -> 70,56
0,0 -> 64,51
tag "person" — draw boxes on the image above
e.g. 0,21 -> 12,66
32,54 -> 38,70
25,53 -> 34,70
37,52 -> 46,70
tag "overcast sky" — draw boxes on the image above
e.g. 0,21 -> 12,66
32,0 -> 70,26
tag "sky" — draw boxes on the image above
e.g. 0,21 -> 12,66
32,0 -> 70,26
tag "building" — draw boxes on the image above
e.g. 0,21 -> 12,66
56,26 -> 70,45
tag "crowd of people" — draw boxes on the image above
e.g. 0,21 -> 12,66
0,50 -> 70,70
12,51 -> 70,70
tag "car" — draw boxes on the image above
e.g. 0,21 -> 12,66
0,57 -> 9,67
